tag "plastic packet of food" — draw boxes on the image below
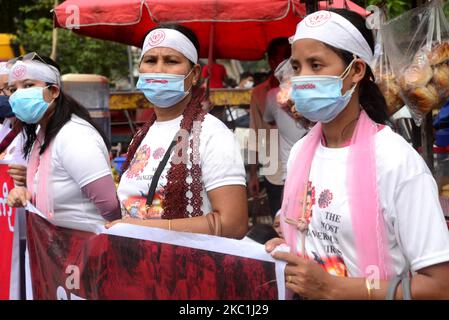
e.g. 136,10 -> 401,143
372,11 -> 405,117
382,0 -> 449,126
274,58 -> 294,108
273,59 -> 314,128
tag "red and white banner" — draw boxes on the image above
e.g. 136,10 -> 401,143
0,163 -> 16,300
26,209 -> 285,300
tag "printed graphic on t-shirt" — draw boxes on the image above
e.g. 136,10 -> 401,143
303,181 -> 348,277
318,189 -> 333,208
304,181 -> 315,225
126,144 -> 152,179
123,188 -> 165,219
0,145 -> 14,160
153,147 -> 166,160
311,251 -> 348,277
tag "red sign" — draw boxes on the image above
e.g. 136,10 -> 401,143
27,213 -> 278,300
0,163 -> 16,300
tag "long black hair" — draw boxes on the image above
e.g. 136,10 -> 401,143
327,9 -> 390,125
22,55 -> 110,157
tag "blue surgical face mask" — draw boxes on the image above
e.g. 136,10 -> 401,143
0,96 -> 15,118
291,59 -> 357,123
136,69 -> 194,108
9,86 -> 54,124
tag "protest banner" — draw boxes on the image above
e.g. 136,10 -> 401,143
0,163 -> 16,300
26,208 -> 285,300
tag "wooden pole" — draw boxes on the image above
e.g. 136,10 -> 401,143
50,0 -> 59,61
127,46 -> 134,90
206,23 -> 215,99
304,0 -> 318,14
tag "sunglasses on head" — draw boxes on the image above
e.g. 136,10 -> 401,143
8,52 -> 48,66
7,52 -> 60,86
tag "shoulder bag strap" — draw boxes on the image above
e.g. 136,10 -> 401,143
145,133 -> 179,207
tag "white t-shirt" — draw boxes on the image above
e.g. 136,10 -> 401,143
0,133 -> 26,165
0,118 -> 27,242
34,115 -> 112,225
0,118 -> 26,165
264,88 -> 308,182
0,118 -> 12,141
117,114 -> 246,219
250,80 -> 285,185
287,126 -> 449,277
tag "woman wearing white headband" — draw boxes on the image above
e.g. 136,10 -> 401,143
7,54 -> 121,228
109,24 -> 248,239
266,9 -> 449,299
0,62 -> 27,184
0,61 -> 28,300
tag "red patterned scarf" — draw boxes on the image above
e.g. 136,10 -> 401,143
121,87 -> 207,219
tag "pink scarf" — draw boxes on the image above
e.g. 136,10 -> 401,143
26,129 -> 55,218
280,110 -> 391,280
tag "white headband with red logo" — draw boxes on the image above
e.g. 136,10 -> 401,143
8,60 -> 61,86
292,11 -> 373,66
0,62 -> 9,76
141,28 -> 198,64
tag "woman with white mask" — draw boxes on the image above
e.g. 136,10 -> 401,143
7,54 -> 121,228
110,24 -> 248,239
266,9 -> 449,299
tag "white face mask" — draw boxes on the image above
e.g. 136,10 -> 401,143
243,80 -> 254,89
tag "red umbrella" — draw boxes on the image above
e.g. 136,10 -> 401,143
54,0 -> 369,61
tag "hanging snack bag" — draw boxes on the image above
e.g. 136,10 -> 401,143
383,0 -> 449,125
372,12 -> 405,116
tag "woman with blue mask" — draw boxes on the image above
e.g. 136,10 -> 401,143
265,9 -> 449,299
7,54 -> 121,229
109,24 -> 248,239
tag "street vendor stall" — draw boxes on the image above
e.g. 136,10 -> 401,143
106,88 -> 253,149
53,0 -> 367,61
53,0 -> 367,144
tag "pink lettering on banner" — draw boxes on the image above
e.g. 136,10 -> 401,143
305,11 -> 332,28
148,30 -> 166,47
0,164 -> 16,300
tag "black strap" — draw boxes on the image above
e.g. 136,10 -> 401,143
145,134 -> 178,207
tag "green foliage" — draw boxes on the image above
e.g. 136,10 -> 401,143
366,0 -> 412,18
11,0 -> 129,81
240,60 -> 269,74
444,1 -> 449,19
18,0 -> 54,14
365,0 -> 449,20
